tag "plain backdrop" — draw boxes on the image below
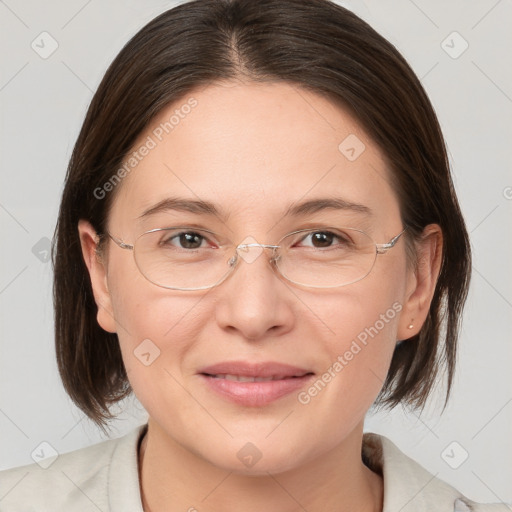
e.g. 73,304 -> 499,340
1,0 -> 511,505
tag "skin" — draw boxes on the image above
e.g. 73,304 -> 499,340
79,80 -> 442,512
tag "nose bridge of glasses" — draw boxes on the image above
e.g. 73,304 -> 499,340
229,241 -> 281,267
236,242 -> 279,251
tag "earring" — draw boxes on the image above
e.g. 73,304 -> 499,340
407,320 -> 414,329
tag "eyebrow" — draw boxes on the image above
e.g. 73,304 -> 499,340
137,196 -> 372,221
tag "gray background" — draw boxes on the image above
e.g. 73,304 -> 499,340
1,0 -> 511,505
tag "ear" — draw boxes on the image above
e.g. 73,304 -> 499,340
397,224 -> 443,340
78,219 -> 117,333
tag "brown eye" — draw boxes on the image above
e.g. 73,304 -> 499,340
178,232 -> 204,249
296,230 -> 351,249
310,232 -> 334,248
160,231 -> 208,250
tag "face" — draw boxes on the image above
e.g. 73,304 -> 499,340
80,81 -> 433,475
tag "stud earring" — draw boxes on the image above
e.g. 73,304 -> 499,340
407,320 -> 414,329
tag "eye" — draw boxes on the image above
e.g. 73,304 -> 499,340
160,230 -> 214,250
295,230 -> 352,249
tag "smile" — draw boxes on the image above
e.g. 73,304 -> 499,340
197,361 -> 315,406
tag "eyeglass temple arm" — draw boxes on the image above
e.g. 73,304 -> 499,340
103,232 -> 134,250
375,228 -> 406,255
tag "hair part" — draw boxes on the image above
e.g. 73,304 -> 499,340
53,0 -> 471,429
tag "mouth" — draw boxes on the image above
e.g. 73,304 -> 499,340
203,373 -> 311,382
198,361 -> 313,377
197,361 -> 315,406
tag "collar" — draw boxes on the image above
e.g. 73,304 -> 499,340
362,432 -> 483,511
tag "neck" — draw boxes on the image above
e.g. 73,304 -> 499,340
138,418 -> 383,512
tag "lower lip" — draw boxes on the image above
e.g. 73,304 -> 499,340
199,374 -> 314,407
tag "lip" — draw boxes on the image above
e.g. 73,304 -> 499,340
198,361 -> 315,407
198,361 -> 312,378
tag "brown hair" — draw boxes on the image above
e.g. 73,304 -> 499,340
52,0 -> 471,429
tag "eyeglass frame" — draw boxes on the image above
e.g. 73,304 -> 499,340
99,225 -> 407,291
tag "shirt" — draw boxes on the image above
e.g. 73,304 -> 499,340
0,423 -> 504,511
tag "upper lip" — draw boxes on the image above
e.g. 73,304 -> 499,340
198,361 -> 313,378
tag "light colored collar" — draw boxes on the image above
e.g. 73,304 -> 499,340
362,432 -> 496,511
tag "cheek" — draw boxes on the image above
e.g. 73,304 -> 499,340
313,274 -> 402,350
300,273 -> 404,408
107,251 -> 204,343
332,296 -> 401,391
106,260 -> 210,396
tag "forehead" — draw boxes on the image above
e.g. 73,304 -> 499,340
110,81 -> 400,233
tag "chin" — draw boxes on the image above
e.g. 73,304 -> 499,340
219,453 -> 302,477
196,437 -> 311,477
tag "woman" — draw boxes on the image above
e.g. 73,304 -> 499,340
0,0 -> 502,510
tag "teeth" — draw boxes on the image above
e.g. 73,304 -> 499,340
211,374 -> 288,382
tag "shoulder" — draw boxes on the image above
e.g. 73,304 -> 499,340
0,423 -> 147,512
363,432 -> 508,512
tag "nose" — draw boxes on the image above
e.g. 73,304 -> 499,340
213,242 -> 294,341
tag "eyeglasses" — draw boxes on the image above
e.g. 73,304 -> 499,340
103,226 -> 406,291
